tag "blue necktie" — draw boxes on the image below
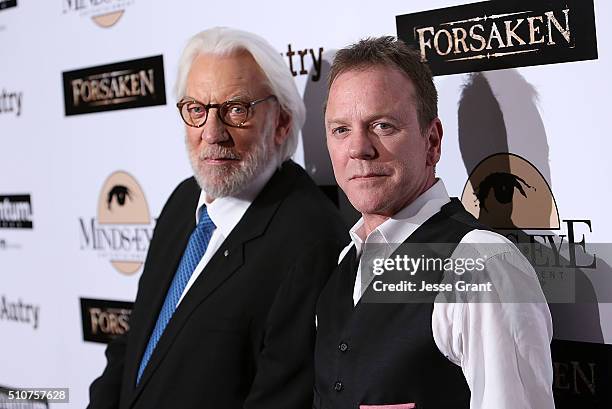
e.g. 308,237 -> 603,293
136,206 -> 216,385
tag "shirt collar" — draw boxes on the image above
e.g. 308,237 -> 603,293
195,161 -> 277,238
346,179 -> 451,258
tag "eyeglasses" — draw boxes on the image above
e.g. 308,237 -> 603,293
176,95 -> 277,128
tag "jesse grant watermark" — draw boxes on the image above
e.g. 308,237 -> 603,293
370,254 -> 492,294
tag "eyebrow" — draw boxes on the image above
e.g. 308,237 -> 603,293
227,93 -> 254,102
181,93 -> 255,104
326,113 -> 402,125
324,118 -> 348,128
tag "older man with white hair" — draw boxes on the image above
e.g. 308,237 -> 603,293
87,27 -> 346,409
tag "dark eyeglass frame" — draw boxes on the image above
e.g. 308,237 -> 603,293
176,95 -> 277,128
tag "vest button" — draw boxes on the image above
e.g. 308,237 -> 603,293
333,381 -> 343,392
338,342 -> 349,352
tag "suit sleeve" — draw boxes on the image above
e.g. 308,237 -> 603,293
433,247 -> 555,409
86,333 -> 127,409
243,239 -> 342,409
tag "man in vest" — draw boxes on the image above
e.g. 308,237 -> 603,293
314,36 -> 555,409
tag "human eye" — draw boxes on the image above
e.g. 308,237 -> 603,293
221,101 -> 249,125
186,103 -> 205,118
330,126 -> 350,138
372,122 -> 396,136
229,104 -> 247,115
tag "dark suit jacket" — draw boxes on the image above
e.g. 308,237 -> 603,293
88,161 -> 347,409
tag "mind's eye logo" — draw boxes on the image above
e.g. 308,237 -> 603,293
107,185 -> 132,210
95,171 -> 153,275
461,153 -> 560,230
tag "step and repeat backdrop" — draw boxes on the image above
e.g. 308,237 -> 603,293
1,0 -> 611,407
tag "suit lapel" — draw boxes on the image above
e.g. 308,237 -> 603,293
128,162 -> 299,406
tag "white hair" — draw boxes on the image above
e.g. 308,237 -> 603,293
175,27 -> 305,163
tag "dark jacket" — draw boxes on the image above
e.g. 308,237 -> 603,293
88,160 -> 347,409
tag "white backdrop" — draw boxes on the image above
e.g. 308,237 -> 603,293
1,0 -> 611,407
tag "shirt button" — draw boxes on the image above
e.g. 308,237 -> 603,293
333,381 -> 343,392
338,342 -> 349,352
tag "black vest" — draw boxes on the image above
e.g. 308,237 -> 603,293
314,199 -> 483,409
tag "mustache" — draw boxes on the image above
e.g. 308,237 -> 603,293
198,146 -> 241,161
348,163 -> 392,179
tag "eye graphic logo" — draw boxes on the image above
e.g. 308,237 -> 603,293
461,153 -> 560,229
475,173 -> 535,212
96,172 -> 151,274
78,171 -> 155,276
107,185 -> 132,209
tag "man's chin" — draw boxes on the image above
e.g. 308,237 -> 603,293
197,162 -> 239,180
193,166 -> 250,198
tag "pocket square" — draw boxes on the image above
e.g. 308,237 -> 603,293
360,404 -> 415,409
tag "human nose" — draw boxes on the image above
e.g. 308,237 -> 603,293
348,128 -> 376,159
200,108 -> 230,144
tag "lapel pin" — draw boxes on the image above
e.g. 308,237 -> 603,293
224,249 -> 229,257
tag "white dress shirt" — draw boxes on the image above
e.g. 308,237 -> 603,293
339,179 -> 555,409
176,162 -> 277,306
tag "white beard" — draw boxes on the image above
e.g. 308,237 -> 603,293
187,130 -> 276,199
